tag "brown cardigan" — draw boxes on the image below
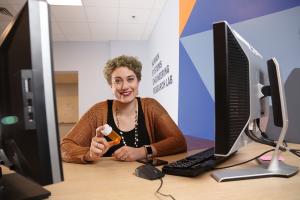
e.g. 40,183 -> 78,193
61,97 -> 187,163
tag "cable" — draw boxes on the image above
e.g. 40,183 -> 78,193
245,128 -> 277,148
282,146 -> 300,158
256,119 -> 288,147
245,128 -> 289,152
212,119 -> 300,170
155,178 -> 176,200
214,149 -> 274,170
252,119 -> 300,157
290,149 -> 300,157
214,146 -> 300,170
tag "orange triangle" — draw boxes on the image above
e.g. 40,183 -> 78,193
179,0 -> 196,36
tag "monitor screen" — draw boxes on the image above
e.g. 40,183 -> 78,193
0,0 -> 63,198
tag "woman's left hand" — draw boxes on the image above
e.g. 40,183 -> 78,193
113,146 -> 146,161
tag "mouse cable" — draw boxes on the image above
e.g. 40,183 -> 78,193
155,178 -> 176,200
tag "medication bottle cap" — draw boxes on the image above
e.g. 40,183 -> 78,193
101,124 -> 112,136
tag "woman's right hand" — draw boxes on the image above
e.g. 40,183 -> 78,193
85,126 -> 112,161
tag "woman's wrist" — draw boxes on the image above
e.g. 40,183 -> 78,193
138,146 -> 147,160
141,145 -> 157,160
151,145 -> 157,157
143,145 -> 153,160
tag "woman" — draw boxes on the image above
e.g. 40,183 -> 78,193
61,55 -> 187,163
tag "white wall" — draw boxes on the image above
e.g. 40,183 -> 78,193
53,41 -> 150,117
148,0 -> 179,123
53,42 -> 110,116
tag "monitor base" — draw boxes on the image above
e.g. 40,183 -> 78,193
0,172 -> 50,200
211,160 -> 298,182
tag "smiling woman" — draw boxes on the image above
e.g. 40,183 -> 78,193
60,55 -> 187,164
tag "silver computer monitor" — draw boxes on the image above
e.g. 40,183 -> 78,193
212,21 -> 298,182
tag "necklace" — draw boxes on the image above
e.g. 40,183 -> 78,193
115,103 -> 139,147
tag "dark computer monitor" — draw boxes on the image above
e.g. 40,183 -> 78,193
213,20 -> 268,157
212,21 -> 298,182
267,58 -> 284,127
0,0 -> 63,198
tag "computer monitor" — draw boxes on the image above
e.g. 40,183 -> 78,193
0,0 -> 63,198
213,20 -> 268,157
212,21 -> 298,182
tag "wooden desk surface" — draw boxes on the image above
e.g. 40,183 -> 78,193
45,143 -> 300,200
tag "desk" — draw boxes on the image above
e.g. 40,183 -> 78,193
44,143 -> 300,200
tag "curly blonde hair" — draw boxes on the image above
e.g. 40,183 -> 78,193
103,55 -> 142,85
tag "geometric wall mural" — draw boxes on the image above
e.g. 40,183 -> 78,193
178,0 -> 300,150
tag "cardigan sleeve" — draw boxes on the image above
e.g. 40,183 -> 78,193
147,99 -> 187,157
60,104 -> 103,164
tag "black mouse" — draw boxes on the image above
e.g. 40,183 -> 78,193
135,164 -> 165,180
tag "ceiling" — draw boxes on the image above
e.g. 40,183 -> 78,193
0,0 -> 166,41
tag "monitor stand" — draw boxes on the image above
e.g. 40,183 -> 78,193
211,159 -> 298,182
211,120 -> 299,182
0,167 -> 51,200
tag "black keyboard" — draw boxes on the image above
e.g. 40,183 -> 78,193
162,147 -> 230,177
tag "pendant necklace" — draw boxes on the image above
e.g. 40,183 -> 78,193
115,103 -> 139,147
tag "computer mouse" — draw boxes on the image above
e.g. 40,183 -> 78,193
135,164 -> 165,180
